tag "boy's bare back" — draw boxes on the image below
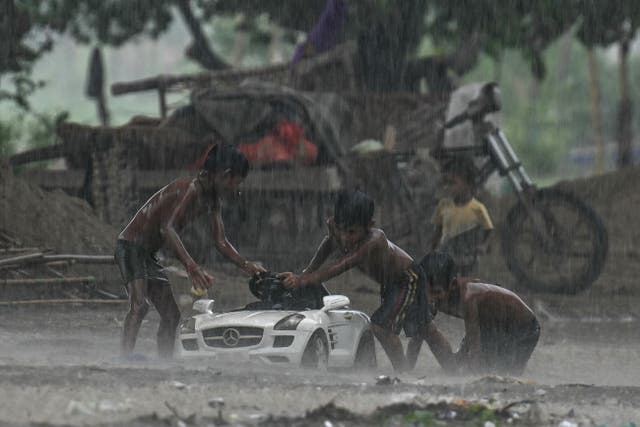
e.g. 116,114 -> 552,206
463,281 -> 536,327
119,178 -> 215,253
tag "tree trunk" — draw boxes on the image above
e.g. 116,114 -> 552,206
355,1 -> 427,92
616,38 -> 633,168
586,48 -> 605,174
176,0 -> 229,70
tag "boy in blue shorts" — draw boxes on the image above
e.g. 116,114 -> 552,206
280,190 -> 434,371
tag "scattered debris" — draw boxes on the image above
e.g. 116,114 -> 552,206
169,380 -> 188,390
375,375 -> 402,386
0,231 -> 121,304
65,399 -> 132,416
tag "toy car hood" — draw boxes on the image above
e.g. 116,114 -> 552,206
195,310 -> 307,329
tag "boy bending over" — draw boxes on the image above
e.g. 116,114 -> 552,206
115,143 -> 266,358
280,190 -> 432,371
410,252 -> 540,375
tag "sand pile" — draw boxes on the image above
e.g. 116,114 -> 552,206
0,163 -> 122,298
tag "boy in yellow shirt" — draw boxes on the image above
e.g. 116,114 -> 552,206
431,157 -> 493,275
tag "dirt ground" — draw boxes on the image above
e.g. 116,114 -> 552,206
2,163 -> 640,426
0,297 -> 639,427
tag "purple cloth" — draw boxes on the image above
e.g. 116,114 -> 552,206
291,0 -> 347,67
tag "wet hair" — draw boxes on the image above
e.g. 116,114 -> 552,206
203,143 -> 249,178
334,190 -> 374,228
441,156 -> 478,188
419,252 -> 457,290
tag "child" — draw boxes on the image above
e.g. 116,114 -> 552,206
279,190 -> 431,371
114,143 -> 266,359
431,156 -> 493,276
413,252 -> 540,375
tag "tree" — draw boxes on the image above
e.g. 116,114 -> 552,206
576,0 -> 640,168
1,0 -> 52,109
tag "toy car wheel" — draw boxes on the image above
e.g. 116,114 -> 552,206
301,330 -> 328,370
353,330 -> 377,370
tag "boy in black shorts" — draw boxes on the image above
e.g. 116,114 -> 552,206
114,143 -> 266,359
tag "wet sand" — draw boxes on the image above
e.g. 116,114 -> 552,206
0,301 -> 639,426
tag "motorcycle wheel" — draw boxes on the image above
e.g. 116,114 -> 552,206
501,188 -> 608,294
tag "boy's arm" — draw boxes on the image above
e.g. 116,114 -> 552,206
211,205 -> 266,276
475,202 -> 494,230
303,218 -> 337,273
458,298 -> 482,371
284,235 -> 379,288
302,235 -> 334,274
162,183 -> 214,290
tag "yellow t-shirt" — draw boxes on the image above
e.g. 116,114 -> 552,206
431,197 -> 494,245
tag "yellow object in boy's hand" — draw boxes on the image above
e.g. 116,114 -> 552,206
190,286 -> 207,298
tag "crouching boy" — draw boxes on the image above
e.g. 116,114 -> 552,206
280,190 -> 431,371
115,143 -> 266,359
412,252 -> 540,375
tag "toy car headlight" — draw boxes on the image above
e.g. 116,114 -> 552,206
180,318 -> 196,334
274,313 -> 305,330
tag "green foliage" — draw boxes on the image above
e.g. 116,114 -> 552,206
461,28 -> 635,181
22,0 -> 174,46
402,409 -> 436,426
1,1 -> 53,110
468,404 -> 499,426
0,110 -> 66,162
0,119 -> 20,158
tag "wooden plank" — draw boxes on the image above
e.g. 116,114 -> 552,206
0,299 -> 127,306
110,42 -> 356,96
0,277 -> 95,286
0,253 -> 44,267
42,255 -> 114,264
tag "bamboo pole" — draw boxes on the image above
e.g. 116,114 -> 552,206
0,254 -> 113,269
0,253 -> 44,267
42,255 -> 114,264
0,276 -> 95,286
0,299 -> 127,306
0,248 -> 41,254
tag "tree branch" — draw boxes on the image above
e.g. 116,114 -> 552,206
176,0 -> 229,70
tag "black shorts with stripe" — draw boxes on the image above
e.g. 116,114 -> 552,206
370,263 -> 432,337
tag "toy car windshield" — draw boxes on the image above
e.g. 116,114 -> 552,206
244,272 -> 329,311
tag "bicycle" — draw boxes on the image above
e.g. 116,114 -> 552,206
432,83 -> 608,294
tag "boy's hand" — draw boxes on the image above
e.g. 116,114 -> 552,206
244,261 -> 267,276
187,263 -> 215,291
279,272 -> 308,289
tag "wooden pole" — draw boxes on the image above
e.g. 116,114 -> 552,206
0,253 -> 44,267
0,248 -> 42,254
0,276 -> 95,286
42,254 -> 114,264
0,299 -> 127,306
158,85 -> 167,118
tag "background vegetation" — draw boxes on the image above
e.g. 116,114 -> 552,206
2,0 -> 639,184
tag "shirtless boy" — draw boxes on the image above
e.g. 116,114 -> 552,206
114,143 -> 266,358
412,252 -> 540,375
280,190 -> 431,371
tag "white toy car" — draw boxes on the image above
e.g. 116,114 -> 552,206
177,273 -> 376,369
